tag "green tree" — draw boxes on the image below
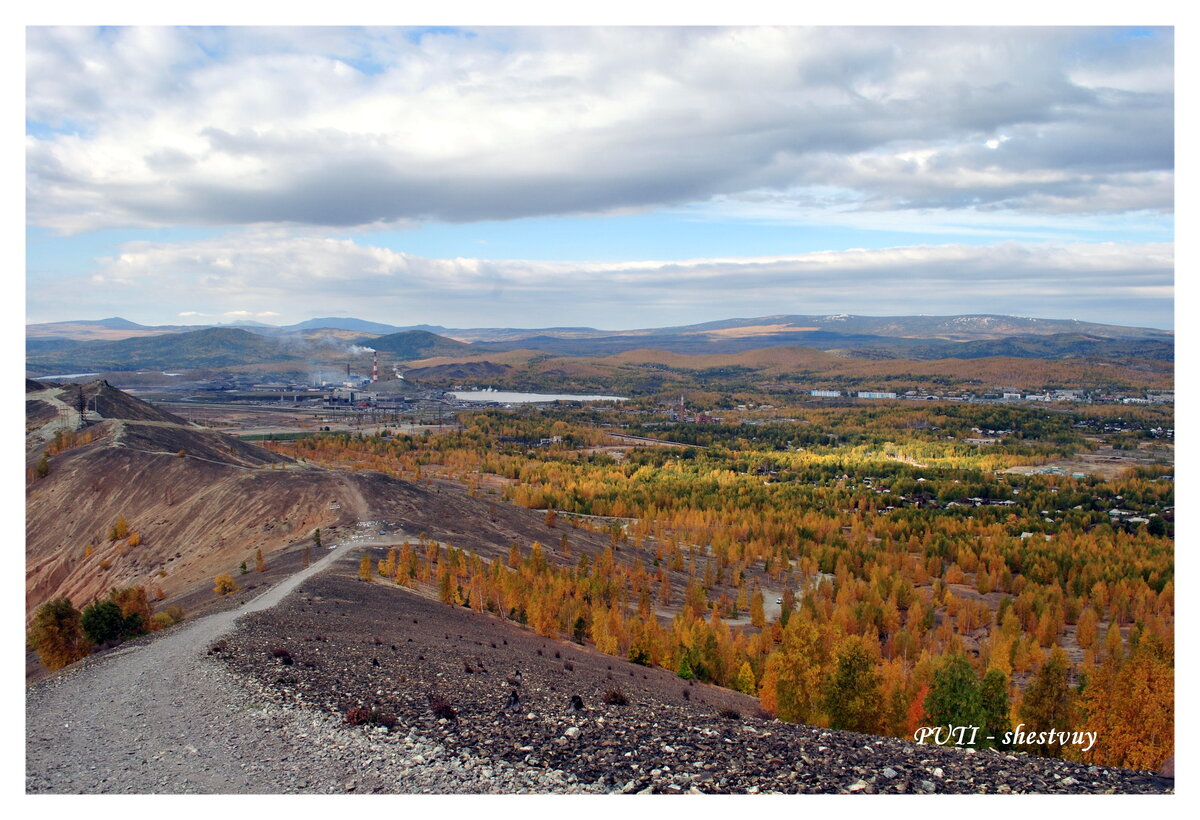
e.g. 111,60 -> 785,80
312,528 -> 322,548
924,653 -> 983,730
35,452 -> 49,479
823,636 -> 884,734
979,667 -> 1011,749
80,599 -> 126,645
1018,647 -> 1074,758
28,598 -> 92,670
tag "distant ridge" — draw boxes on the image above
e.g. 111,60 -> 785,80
26,313 -> 1174,368
285,317 -> 403,334
26,327 -> 302,373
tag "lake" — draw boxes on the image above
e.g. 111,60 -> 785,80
448,391 -> 628,404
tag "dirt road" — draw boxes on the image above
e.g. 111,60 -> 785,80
25,535 -> 588,794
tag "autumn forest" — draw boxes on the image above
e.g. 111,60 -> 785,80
263,398 -> 1174,772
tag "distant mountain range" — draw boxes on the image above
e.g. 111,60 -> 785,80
25,314 -> 1174,374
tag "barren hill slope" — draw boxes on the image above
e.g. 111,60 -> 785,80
25,381 -> 614,621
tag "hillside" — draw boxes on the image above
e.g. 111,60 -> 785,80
25,327 -> 302,374
398,344 -> 1173,395
28,314 -> 1173,364
360,329 -> 473,360
24,380 -> 617,621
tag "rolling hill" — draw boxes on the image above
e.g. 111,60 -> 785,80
359,329 -> 473,360
25,327 -> 303,374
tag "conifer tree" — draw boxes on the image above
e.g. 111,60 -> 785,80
924,653 -> 983,730
29,597 -> 92,670
1018,647 -> 1074,758
750,588 -> 765,628
735,660 -> 757,695
824,635 -> 884,734
979,667 -> 1011,749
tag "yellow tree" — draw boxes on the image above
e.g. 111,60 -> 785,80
734,660 -> 757,695
759,613 -> 827,724
1076,607 -> 1099,651
28,598 -> 92,671
213,574 -> 239,596
750,587 -> 765,629
1081,635 -> 1173,771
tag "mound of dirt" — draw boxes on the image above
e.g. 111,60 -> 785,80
220,562 -> 1172,794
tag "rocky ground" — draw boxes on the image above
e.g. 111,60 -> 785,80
26,538 -> 601,794
215,552 -> 1173,795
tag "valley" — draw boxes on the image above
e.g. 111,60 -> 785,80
24,313 -> 1175,793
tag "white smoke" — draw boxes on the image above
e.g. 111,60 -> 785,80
348,345 -> 376,355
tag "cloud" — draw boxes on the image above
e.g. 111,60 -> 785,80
25,26 -> 1173,233
50,231 -> 1171,330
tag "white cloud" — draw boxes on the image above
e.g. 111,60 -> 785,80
25,26 -> 1174,233
53,231 -> 1171,329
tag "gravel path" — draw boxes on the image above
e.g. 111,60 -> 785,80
25,537 -> 597,794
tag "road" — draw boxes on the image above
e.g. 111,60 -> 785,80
25,534 -> 575,794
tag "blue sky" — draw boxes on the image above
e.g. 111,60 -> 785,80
24,25 -> 1174,330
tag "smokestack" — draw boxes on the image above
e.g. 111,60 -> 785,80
347,361 -> 351,379
372,351 -> 379,383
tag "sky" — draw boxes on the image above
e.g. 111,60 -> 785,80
23,23 -> 1176,330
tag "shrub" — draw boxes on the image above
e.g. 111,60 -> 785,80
109,586 -> 151,636
718,707 -> 741,720
602,688 -> 628,706
29,598 -> 92,670
213,574 -> 239,596
81,599 -> 126,645
428,694 -> 457,720
345,707 -> 398,730
270,648 -> 294,665
148,612 -> 175,631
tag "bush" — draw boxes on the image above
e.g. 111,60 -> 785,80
213,574 -> 239,596
29,598 -> 92,671
81,599 -> 126,645
602,688 -> 628,706
109,586 -> 151,636
345,707 -> 398,730
718,707 -> 741,720
428,694 -> 457,720
148,612 -> 175,631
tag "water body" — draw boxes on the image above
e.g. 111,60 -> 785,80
35,372 -> 100,380
448,390 -> 627,404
